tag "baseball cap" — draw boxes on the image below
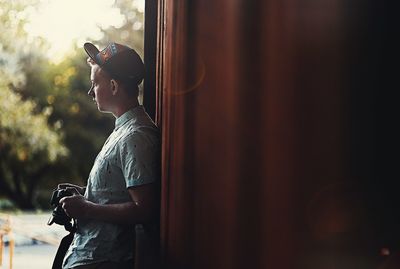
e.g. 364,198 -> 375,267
84,42 -> 144,85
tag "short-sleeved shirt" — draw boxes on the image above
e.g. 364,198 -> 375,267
63,105 -> 159,269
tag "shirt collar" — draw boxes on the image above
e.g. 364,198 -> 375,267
115,105 -> 143,130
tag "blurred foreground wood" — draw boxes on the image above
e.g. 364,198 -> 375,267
155,0 -> 396,268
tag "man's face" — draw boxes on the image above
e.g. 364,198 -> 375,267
88,65 -> 113,113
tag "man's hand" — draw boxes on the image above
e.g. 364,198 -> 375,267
59,188 -> 93,219
58,183 -> 86,195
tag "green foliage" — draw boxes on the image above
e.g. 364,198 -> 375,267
0,66 -> 69,209
0,82 -> 68,163
0,77 -> 69,208
0,0 -> 69,209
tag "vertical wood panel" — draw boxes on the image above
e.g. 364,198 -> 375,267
159,0 -> 193,267
156,0 -> 395,268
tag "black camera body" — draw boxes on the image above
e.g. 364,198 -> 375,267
47,189 -> 75,231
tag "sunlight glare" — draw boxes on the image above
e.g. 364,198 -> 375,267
25,0 -> 125,63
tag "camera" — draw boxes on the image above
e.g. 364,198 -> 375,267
47,189 -> 75,231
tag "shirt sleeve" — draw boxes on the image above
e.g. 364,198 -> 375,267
119,132 -> 159,188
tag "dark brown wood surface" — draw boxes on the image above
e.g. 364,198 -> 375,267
154,1 -> 397,268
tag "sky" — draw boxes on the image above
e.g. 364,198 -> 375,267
24,0 -> 144,62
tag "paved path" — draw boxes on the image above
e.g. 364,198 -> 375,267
2,244 -> 58,269
1,212 -> 67,269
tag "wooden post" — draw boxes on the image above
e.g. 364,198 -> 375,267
0,233 -> 3,266
0,215 -> 13,269
9,232 -> 14,269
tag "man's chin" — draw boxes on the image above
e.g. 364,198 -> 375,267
96,104 -> 105,112
97,106 -> 113,114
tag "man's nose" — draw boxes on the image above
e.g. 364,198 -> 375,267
88,87 -> 94,97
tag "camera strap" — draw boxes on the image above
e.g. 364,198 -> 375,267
52,220 -> 77,269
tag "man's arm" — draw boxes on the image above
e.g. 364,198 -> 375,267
60,182 -> 158,225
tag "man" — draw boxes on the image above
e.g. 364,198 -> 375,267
58,42 -> 160,269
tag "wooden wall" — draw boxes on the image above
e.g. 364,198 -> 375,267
154,0 -> 397,268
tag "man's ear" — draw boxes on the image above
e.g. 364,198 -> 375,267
110,79 -> 119,95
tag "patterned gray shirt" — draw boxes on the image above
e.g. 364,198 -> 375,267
63,106 -> 159,268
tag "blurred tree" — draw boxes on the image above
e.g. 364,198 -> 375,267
0,0 -> 68,209
0,79 -> 68,209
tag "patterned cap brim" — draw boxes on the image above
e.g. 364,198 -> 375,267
84,42 -> 100,65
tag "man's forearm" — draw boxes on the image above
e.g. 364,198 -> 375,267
60,184 -> 159,225
83,200 -> 155,225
